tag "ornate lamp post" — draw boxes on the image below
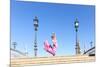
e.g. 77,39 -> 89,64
12,42 -> 17,50
74,18 -> 81,55
90,41 -> 93,48
33,16 -> 39,57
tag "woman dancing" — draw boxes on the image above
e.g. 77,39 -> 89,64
44,33 -> 58,56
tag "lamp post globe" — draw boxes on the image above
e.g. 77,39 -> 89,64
34,16 -> 39,31
74,18 -> 79,32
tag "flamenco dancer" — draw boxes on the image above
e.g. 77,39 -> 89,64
44,33 -> 58,56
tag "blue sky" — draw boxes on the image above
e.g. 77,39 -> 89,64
11,0 -> 95,57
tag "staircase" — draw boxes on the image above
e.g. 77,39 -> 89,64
11,55 -> 95,67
